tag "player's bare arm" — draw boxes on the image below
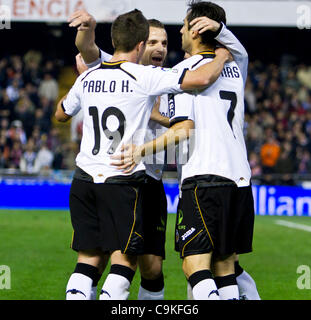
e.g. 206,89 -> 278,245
68,10 -> 99,64
55,95 -> 71,122
55,54 -> 87,122
181,47 -> 232,90
75,53 -> 88,75
110,119 -> 194,173
150,97 -> 170,128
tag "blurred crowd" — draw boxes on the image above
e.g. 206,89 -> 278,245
244,59 -> 311,184
1,50 -> 311,185
0,50 -> 77,175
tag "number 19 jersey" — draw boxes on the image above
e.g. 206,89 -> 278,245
62,60 -> 185,183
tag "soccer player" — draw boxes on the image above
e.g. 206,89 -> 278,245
55,8 -> 231,300
68,10 -> 171,300
111,1 -> 259,300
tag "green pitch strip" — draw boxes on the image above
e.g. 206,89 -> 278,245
0,210 -> 311,300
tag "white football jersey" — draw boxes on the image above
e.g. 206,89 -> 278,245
62,61 -> 185,183
143,94 -> 168,180
85,49 -> 113,68
170,24 -> 250,187
170,53 -> 251,187
87,49 -> 168,181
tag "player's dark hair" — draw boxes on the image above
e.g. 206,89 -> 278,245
111,9 -> 149,52
148,19 -> 165,29
186,1 -> 226,46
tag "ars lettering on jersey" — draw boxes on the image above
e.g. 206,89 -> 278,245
221,65 -> 240,79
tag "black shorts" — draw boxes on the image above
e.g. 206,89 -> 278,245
176,175 -> 254,258
141,176 -> 167,258
69,177 -> 144,255
174,197 -> 182,252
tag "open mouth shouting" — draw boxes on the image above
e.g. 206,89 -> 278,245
151,55 -> 164,66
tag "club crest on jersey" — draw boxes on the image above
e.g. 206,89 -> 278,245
151,66 -> 178,73
168,94 -> 176,118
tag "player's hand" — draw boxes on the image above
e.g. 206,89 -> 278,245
110,144 -> 143,174
190,16 -> 221,34
76,53 -> 88,74
215,47 -> 233,63
150,96 -> 161,121
68,10 -> 96,31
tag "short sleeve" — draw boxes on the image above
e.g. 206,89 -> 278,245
169,92 -> 194,127
122,63 -> 187,97
61,78 -> 82,116
85,49 -> 113,68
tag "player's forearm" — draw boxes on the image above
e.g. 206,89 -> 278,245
140,120 -> 193,157
215,23 -> 248,83
152,114 -> 170,128
55,94 -> 71,122
181,53 -> 227,90
75,30 -> 100,64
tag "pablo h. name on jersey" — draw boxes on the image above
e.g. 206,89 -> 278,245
83,79 -> 132,94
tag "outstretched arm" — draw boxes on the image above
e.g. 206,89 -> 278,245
110,120 -> 194,173
68,10 -> 100,64
180,47 -> 232,90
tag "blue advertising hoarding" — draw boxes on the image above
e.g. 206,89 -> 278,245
1,178 -> 311,216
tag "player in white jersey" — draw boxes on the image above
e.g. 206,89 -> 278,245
55,9 -> 231,300
112,1 -> 259,300
68,11 -> 171,300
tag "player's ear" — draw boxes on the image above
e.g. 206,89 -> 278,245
137,41 -> 146,55
138,41 -> 146,51
191,29 -> 200,40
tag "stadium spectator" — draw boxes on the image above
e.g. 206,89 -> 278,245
38,72 -> 59,103
260,136 -> 281,174
7,120 -> 27,146
20,138 -> 37,174
0,133 -> 10,168
6,78 -> 20,103
9,140 -> 23,169
35,142 -> 54,174
249,152 -> 262,176
0,91 -> 14,121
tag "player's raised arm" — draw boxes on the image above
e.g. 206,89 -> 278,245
215,23 -> 248,85
190,16 -> 248,85
68,10 -> 100,64
180,47 -> 232,90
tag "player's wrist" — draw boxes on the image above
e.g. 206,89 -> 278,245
134,146 -> 144,163
213,22 -> 223,37
215,48 -> 231,63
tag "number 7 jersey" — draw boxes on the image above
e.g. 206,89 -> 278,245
62,60 -> 185,183
171,52 -> 251,187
